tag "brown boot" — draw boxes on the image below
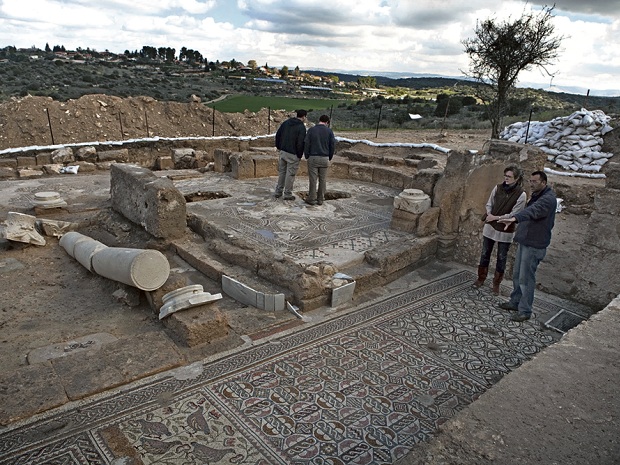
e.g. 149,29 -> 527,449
473,266 -> 488,287
492,271 -> 504,295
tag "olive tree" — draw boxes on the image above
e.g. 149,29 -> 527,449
462,5 -> 562,138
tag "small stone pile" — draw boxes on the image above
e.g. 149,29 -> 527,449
499,109 -> 614,173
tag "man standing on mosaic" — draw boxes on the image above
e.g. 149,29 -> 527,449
304,115 -> 336,206
274,109 -> 307,200
497,171 -> 557,322
473,166 -> 526,294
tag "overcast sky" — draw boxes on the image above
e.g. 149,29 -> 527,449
1,0 -> 619,95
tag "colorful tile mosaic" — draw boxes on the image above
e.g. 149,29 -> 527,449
0,271 -> 562,465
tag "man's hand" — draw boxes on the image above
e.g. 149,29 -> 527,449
497,217 -> 516,230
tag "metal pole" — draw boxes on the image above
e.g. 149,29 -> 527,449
212,105 -> 216,137
375,105 -> 382,138
45,108 -> 55,145
583,89 -> 590,109
441,97 -> 450,135
524,108 -> 533,145
268,106 -> 271,134
329,105 -> 333,121
145,111 -> 150,137
118,112 -> 124,139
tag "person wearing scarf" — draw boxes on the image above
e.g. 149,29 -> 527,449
473,166 -> 526,294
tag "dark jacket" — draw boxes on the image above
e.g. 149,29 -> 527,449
304,124 -> 336,160
513,186 -> 557,249
489,182 -> 524,233
275,117 -> 306,158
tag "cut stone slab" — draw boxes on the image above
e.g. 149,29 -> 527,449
51,332 -> 185,400
2,211 -> 46,245
0,361 -> 68,426
331,280 -> 356,307
27,332 -> 119,364
36,218 -> 79,237
222,275 -> 286,311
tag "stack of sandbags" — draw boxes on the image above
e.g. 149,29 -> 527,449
499,109 -> 614,173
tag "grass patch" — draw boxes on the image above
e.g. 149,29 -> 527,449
207,95 -> 353,113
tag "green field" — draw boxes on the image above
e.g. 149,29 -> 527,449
207,95 -> 353,113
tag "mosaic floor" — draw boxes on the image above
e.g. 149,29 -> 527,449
180,176 -> 407,266
1,271 -> 566,465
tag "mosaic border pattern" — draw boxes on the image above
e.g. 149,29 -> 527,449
0,271 -> 561,465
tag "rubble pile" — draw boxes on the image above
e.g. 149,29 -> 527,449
500,109 -> 615,173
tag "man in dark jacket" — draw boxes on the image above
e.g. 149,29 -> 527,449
274,109 -> 307,200
497,171 -> 557,321
303,114 -> 335,206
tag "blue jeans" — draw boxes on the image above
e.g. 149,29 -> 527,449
275,151 -> 300,197
509,244 -> 547,316
479,236 -> 511,273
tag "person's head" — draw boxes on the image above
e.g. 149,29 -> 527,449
296,109 -> 307,119
319,114 -> 330,125
529,170 -> 548,193
503,166 -> 522,186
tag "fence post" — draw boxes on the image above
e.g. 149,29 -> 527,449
268,106 -> 271,134
375,105 -> 383,138
212,106 -> 216,137
45,108 -> 55,145
524,108 -> 533,145
118,112 -> 124,139
145,111 -> 150,137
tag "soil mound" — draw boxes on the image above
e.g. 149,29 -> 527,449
0,94 -> 289,150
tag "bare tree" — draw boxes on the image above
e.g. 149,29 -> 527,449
463,5 -> 562,138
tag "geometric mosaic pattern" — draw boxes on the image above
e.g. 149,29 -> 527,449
181,177 -> 407,263
0,271 -> 561,465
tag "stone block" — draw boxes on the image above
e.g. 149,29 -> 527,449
171,148 -> 196,169
51,332 -> 185,400
0,158 -> 17,168
214,148 -> 232,172
16,156 -> 36,167
98,148 -> 129,162
17,168 -> 43,178
604,161 -> 620,189
75,161 -> 96,172
372,166 -> 408,189
35,153 -> 52,165
0,167 -> 15,179
340,150 -> 376,163
382,156 -> 406,167
254,154 -> 278,177
156,156 -> 175,170
329,160 -> 350,179
0,361 -> 68,426
110,163 -> 187,239
51,147 -> 74,163
417,207 -> 440,236
230,152 -> 255,179
75,146 -> 97,162
162,302 -> 229,347
404,168 -> 442,196
365,236 -> 437,277
349,163 -> 374,182
390,208 -> 419,233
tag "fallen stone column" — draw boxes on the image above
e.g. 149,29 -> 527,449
60,232 -> 170,291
